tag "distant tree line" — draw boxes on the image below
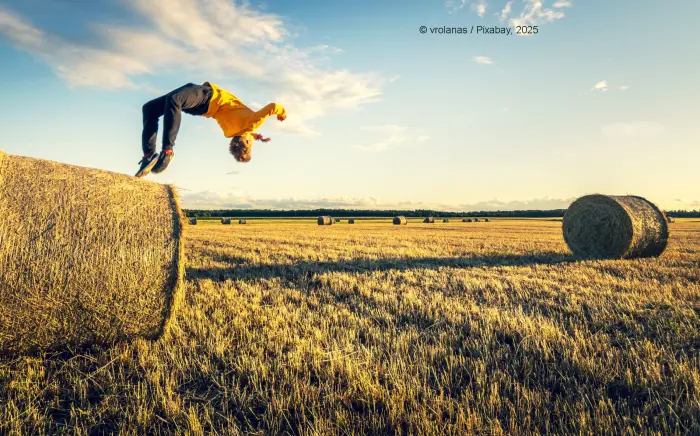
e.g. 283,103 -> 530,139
183,208 -> 700,218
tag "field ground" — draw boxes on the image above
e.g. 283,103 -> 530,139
1,218 -> 699,434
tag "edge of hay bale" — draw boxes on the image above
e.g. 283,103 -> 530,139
156,185 -> 186,341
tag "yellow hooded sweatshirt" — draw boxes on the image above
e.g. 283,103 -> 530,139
202,82 -> 286,138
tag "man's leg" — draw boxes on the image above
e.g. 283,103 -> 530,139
141,94 -> 167,156
161,83 -> 212,151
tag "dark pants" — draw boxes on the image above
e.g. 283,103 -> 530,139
141,83 -> 213,155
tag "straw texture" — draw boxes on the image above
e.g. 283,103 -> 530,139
562,194 -> 669,259
0,150 -> 185,357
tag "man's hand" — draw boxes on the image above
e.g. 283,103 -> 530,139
252,133 -> 271,142
277,114 -> 286,121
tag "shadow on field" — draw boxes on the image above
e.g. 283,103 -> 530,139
186,252 -> 578,281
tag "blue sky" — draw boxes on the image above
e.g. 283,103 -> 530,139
0,0 -> 698,211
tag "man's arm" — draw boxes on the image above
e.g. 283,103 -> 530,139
254,103 -> 286,121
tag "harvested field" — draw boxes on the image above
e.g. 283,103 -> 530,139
1,218 -> 698,434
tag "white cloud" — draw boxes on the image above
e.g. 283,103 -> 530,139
592,80 -> 609,91
509,0 -> 570,33
352,124 -> 430,152
553,0 -> 573,7
445,0 -> 468,13
601,122 -> 665,138
178,191 -> 576,211
0,1 -> 384,136
458,197 -> 576,211
472,0 -> 488,17
674,199 -> 700,208
620,85 -> 631,90
474,56 -> 493,65
499,1 -> 513,21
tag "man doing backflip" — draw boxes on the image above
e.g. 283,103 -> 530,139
136,81 -> 286,178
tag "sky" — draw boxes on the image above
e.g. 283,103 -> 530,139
0,0 -> 698,211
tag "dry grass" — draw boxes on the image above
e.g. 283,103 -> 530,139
1,218 -> 699,434
0,150 -> 184,358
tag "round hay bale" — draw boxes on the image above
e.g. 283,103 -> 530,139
393,216 -> 407,225
189,217 -> 197,225
443,218 -> 449,223
0,150 -> 184,357
423,217 -> 435,223
318,216 -> 332,225
473,218 -> 480,222
484,218 -> 490,222
348,219 -> 355,224
238,219 -> 247,224
221,217 -> 231,224
562,194 -> 669,259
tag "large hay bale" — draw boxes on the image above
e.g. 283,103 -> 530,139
348,219 -> 355,224
318,216 -> 332,225
221,217 -> 231,224
393,216 -> 407,225
189,217 -> 197,225
0,150 -> 184,357
443,218 -> 449,223
484,218 -> 490,222
473,218 -> 480,222
238,219 -> 247,224
562,194 -> 669,259
423,217 -> 435,223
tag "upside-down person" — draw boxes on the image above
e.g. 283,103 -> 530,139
136,81 -> 286,178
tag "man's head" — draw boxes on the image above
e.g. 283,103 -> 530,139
230,135 -> 253,162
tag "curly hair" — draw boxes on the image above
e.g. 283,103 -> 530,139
229,136 -> 252,162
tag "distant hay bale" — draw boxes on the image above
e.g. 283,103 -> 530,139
393,216 -> 407,225
318,216 -> 332,225
221,217 -> 231,224
473,218 -> 480,222
423,217 -> 435,223
462,218 -> 472,223
0,150 -> 184,357
484,218 -> 490,222
189,217 -> 197,225
348,219 -> 355,224
238,219 -> 247,224
562,194 -> 669,259
443,218 -> 449,223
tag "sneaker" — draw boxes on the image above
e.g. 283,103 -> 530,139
135,153 -> 159,178
152,150 -> 174,174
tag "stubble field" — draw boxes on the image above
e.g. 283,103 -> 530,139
1,218 -> 699,435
